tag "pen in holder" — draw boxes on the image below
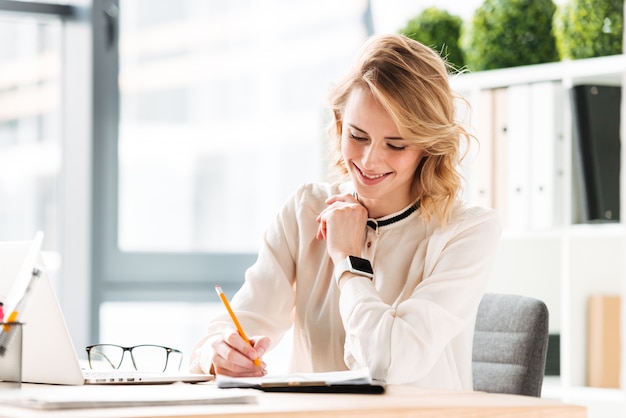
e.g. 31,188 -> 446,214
0,322 -> 24,388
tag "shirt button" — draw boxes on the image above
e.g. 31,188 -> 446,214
367,241 -> 372,248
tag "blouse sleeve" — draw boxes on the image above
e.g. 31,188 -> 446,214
189,187 -> 302,374
338,207 -> 502,383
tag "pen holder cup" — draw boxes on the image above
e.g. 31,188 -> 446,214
0,322 -> 24,388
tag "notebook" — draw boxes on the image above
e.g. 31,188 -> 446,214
0,384 -> 256,410
0,233 -> 213,385
216,368 -> 386,394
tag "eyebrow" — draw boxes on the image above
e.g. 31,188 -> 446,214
348,124 -> 404,141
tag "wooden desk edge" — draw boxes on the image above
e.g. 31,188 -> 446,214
0,384 -> 588,418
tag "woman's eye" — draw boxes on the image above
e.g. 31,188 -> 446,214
350,133 -> 367,141
388,143 -> 406,151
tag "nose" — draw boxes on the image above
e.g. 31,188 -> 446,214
362,142 -> 383,168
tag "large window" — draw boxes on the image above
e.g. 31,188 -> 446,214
116,2 -> 369,253
93,0 -> 371,365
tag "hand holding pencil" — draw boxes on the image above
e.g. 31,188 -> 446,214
214,285 -> 268,376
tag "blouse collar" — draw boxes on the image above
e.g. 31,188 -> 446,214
365,200 -> 420,231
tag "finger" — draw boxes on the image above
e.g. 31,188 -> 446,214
224,330 -> 262,363
213,353 -> 266,377
316,220 -> 326,240
215,337 -> 254,368
213,340 -> 266,377
250,336 -> 271,359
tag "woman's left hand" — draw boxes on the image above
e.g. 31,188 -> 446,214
315,193 -> 368,262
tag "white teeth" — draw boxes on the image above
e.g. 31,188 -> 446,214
356,164 -> 385,179
362,171 -> 385,179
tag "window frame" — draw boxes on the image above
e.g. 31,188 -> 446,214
0,0 -> 74,16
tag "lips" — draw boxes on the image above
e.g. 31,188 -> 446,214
354,163 -> 390,185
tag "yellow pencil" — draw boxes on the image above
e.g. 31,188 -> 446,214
215,285 -> 261,367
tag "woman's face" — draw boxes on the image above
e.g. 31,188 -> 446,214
341,87 -> 425,216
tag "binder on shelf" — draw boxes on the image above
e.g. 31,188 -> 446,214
462,88 -> 495,209
492,88 -> 509,225
505,84 -> 532,230
587,295 -> 620,388
529,82 -> 564,229
571,84 -> 621,222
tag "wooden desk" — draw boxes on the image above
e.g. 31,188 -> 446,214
0,384 -> 586,418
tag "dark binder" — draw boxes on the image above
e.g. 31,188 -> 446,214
216,369 -> 386,394
220,381 -> 386,394
571,84 -> 621,222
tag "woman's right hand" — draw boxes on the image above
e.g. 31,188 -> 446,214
315,193 -> 368,263
209,330 -> 270,377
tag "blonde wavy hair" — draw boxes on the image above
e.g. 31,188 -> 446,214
328,33 -> 472,225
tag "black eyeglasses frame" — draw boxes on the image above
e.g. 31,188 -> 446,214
85,343 -> 183,372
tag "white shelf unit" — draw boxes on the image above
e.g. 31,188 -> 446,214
450,54 -> 626,405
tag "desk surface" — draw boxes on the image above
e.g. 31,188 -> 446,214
0,384 -> 586,418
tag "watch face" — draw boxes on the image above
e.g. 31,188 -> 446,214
349,256 -> 374,274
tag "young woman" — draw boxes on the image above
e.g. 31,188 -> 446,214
189,33 -> 501,390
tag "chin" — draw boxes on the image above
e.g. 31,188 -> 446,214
353,187 -> 379,200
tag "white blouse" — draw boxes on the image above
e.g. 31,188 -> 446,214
190,182 -> 502,390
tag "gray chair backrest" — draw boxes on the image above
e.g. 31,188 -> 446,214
472,293 -> 550,397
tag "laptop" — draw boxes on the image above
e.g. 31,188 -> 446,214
0,232 -> 213,385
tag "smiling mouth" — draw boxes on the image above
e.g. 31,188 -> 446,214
355,164 -> 389,180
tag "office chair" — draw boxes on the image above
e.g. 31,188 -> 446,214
472,293 -> 550,397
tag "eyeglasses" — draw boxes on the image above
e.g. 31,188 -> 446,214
85,344 -> 183,373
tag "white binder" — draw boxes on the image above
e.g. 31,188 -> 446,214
529,82 -> 564,229
506,84 -> 532,230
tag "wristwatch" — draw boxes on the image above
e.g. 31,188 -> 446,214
334,256 -> 374,282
